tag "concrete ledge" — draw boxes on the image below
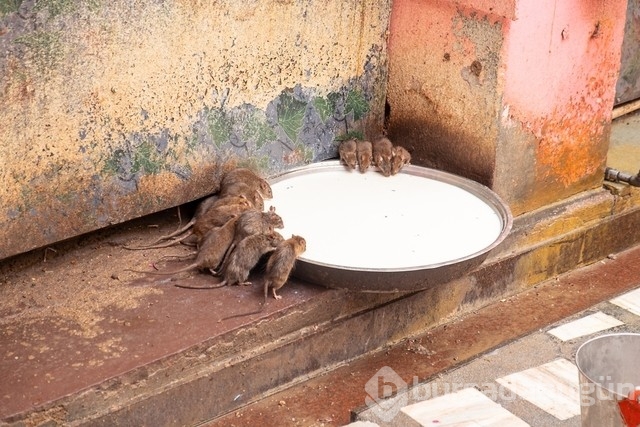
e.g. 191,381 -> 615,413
2,186 -> 640,426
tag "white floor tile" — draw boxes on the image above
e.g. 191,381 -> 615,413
547,311 -> 623,341
401,387 -> 530,427
496,358 -> 580,421
610,287 -> 640,316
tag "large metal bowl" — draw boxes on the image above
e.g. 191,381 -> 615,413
266,161 -> 512,293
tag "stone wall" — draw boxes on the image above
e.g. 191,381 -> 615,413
0,0 -> 391,259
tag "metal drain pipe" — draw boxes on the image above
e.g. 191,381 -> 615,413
604,167 -> 640,186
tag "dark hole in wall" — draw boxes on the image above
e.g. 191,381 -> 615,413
470,60 -> 482,77
383,99 -> 391,134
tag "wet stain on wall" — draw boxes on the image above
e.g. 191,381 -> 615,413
386,1 -> 503,188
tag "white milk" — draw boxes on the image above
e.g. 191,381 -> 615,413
265,166 -> 503,270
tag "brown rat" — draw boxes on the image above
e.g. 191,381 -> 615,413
212,231 -> 285,288
220,167 -> 273,199
236,206 -> 284,237
132,195 -> 220,249
390,145 -> 411,175
372,137 -> 394,177
126,216 -> 239,280
356,140 -> 373,173
338,139 -> 357,170
219,181 -> 264,210
190,196 -> 253,243
126,196 -> 251,250
263,234 -> 306,301
219,234 -> 306,321
219,206 -> 284,269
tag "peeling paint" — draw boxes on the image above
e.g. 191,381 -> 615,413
387,0 -> 503,186
388,0 -> 626,216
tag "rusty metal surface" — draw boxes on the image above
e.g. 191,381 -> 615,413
0,270 -> 327,422
0,0 -> 391,261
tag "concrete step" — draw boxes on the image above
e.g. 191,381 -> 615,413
207,243 -> 640,427
2,187 -> 640,426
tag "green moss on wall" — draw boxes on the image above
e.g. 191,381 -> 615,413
0,0 -> 21,16
244,111 -> 276,149
345,89 -> 370,121
34,0 -> 74,17
312,96 -> 334,123
14,31 -> 63,72
99,82 -> 373,181
102,137 -> 174,179
131,140 -> 165,175
206,107 -> 234,148
33,0 -> 100,17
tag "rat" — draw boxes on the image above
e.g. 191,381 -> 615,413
190,231 -> 284,289
126,196 -> 251,250
219,181 -> 264,211
126,216 -> 239,280
220,167 -> 273,199
219,234 -> 306,321
191,196 -> 253,243
263,234 -> 306,301
338,139 -> 357,170
356,140 -> 373,173
390,145 -> 411,175
134,195 -> 220,248
219,205 -> 285,270
372,137 -> 394,177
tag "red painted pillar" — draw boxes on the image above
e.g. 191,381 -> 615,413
387,0 -> 627,215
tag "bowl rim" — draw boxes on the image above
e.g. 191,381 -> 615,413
268,160 -> 514,274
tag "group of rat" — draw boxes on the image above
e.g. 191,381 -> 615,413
338,136 -> 411,176
126,167 -> 306,312
126,136 -> 411,314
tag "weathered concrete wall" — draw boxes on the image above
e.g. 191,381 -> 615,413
387,0 -> 627,215
499,0 -> 627,213
386,0 -> 507,186
616,0 -> 640,105
0,0 -> 391,259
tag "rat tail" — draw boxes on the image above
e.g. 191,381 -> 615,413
219,282 -> 270,320
146,218 -> 196,246
124,262 -> 197,276
123,232 -> 194,250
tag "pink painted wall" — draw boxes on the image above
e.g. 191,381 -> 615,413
387,0 -> 627,214
386,0 -> 505,187
498,0 -> 627,210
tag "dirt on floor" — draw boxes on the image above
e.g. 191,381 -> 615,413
0,202 -> 330,422
0,206 -> 195,349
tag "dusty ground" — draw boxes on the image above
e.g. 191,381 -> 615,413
0,205 -> 204,419
0,207 -> 194,340
0,201 -> 328,422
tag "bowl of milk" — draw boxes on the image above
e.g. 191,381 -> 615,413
265,160 -> 512,292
